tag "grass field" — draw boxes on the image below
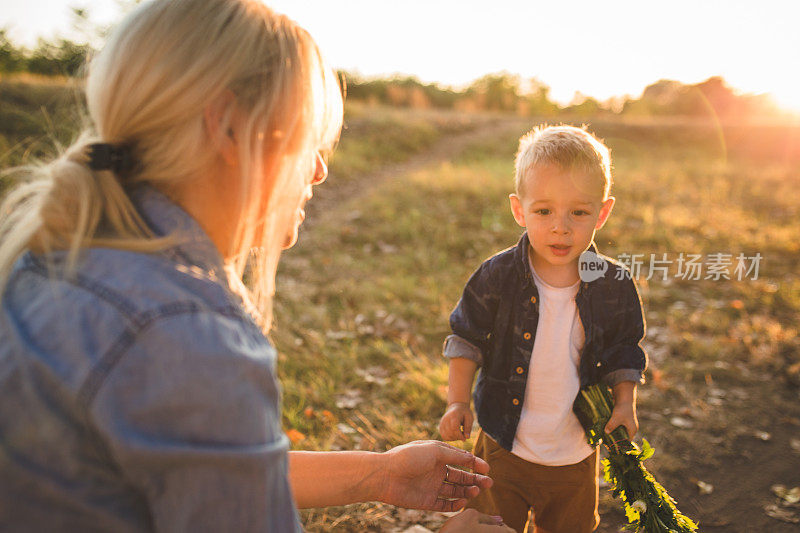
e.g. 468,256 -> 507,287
276,111 -> 800,531
2,80 -> 800,532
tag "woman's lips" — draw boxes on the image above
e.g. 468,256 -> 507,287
549,244 -> 571,256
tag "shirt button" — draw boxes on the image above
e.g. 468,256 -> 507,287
530,296 -> 537,304
516,366 -> 524,374
512,398 -> 520,406
523,332 -> 531,340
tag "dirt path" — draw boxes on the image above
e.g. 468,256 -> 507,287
304,113 -> 531,223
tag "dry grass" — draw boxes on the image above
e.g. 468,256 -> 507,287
3,79 -> 799,531
275,113 -> 800,531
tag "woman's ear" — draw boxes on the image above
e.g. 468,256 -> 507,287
595,196 -> 615,230
509,193 -> 527,228
204,90 -> 239,166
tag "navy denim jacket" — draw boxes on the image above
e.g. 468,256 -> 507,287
0,186 -> 302,532
444,233 -> 647,451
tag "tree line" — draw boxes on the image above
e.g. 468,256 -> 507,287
346,72 -> 783,120
0,30 -> 783,120
0,30 -> 89,77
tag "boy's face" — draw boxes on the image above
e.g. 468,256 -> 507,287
510,163 -> 615,281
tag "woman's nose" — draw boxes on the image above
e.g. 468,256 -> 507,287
311,152 -> 328,185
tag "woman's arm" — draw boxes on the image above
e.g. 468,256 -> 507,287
288,450 -> 383,508
289,440 -> 492,511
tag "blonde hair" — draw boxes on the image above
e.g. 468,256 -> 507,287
514,124 -> 612,198
0,0 -> 343,332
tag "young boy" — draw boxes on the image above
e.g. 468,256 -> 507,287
439,125 -> 647,533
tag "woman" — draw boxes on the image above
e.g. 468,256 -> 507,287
0,0 -> 511,531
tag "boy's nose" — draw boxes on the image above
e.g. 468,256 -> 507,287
551,215 -> 571,234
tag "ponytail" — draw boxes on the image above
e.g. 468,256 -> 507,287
0,136 -> 170,286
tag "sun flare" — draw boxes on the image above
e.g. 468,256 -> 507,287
771,89 -> 800,116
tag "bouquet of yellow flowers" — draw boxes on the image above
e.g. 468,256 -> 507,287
573,384 -> 699,532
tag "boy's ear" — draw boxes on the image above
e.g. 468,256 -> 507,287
509,194 -> 527,228
595,196 -> 615,230
204,89 -> 239,166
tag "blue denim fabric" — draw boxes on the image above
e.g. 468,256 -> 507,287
444,233 -> 648,451
0,186 -> 302,532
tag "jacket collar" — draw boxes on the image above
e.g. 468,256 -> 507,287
130,185 -> 226,278
513,232 -> 532,282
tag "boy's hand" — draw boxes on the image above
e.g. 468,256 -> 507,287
439,402 -> 474,441
604,381 -> 639,438
604,401 -> 638,439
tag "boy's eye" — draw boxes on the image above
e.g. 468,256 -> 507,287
534,209 -> 551,215
573,210 -> 590,216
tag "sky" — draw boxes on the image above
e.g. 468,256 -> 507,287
4,0 -> 800,111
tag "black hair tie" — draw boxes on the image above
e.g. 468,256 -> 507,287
87,143 -> 136,175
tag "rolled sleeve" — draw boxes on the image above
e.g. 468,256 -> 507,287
602,367 -> 645,387
89,310 -> 302,532
443,334 -> 484,365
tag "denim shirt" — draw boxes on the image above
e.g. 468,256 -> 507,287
444,233 -> 647,451
0,186 -> 302,532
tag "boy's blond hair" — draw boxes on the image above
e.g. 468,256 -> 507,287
514,125 -> 612,199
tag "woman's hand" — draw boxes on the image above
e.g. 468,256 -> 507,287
439,402 -> 474,441
440,509 -> 514,532
378,440 -> 492,512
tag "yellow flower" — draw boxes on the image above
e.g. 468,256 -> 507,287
624,504 -> 640,522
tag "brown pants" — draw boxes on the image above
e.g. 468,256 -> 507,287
467,430 -> 600,533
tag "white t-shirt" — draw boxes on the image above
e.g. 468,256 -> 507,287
511,262 -> 594,466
